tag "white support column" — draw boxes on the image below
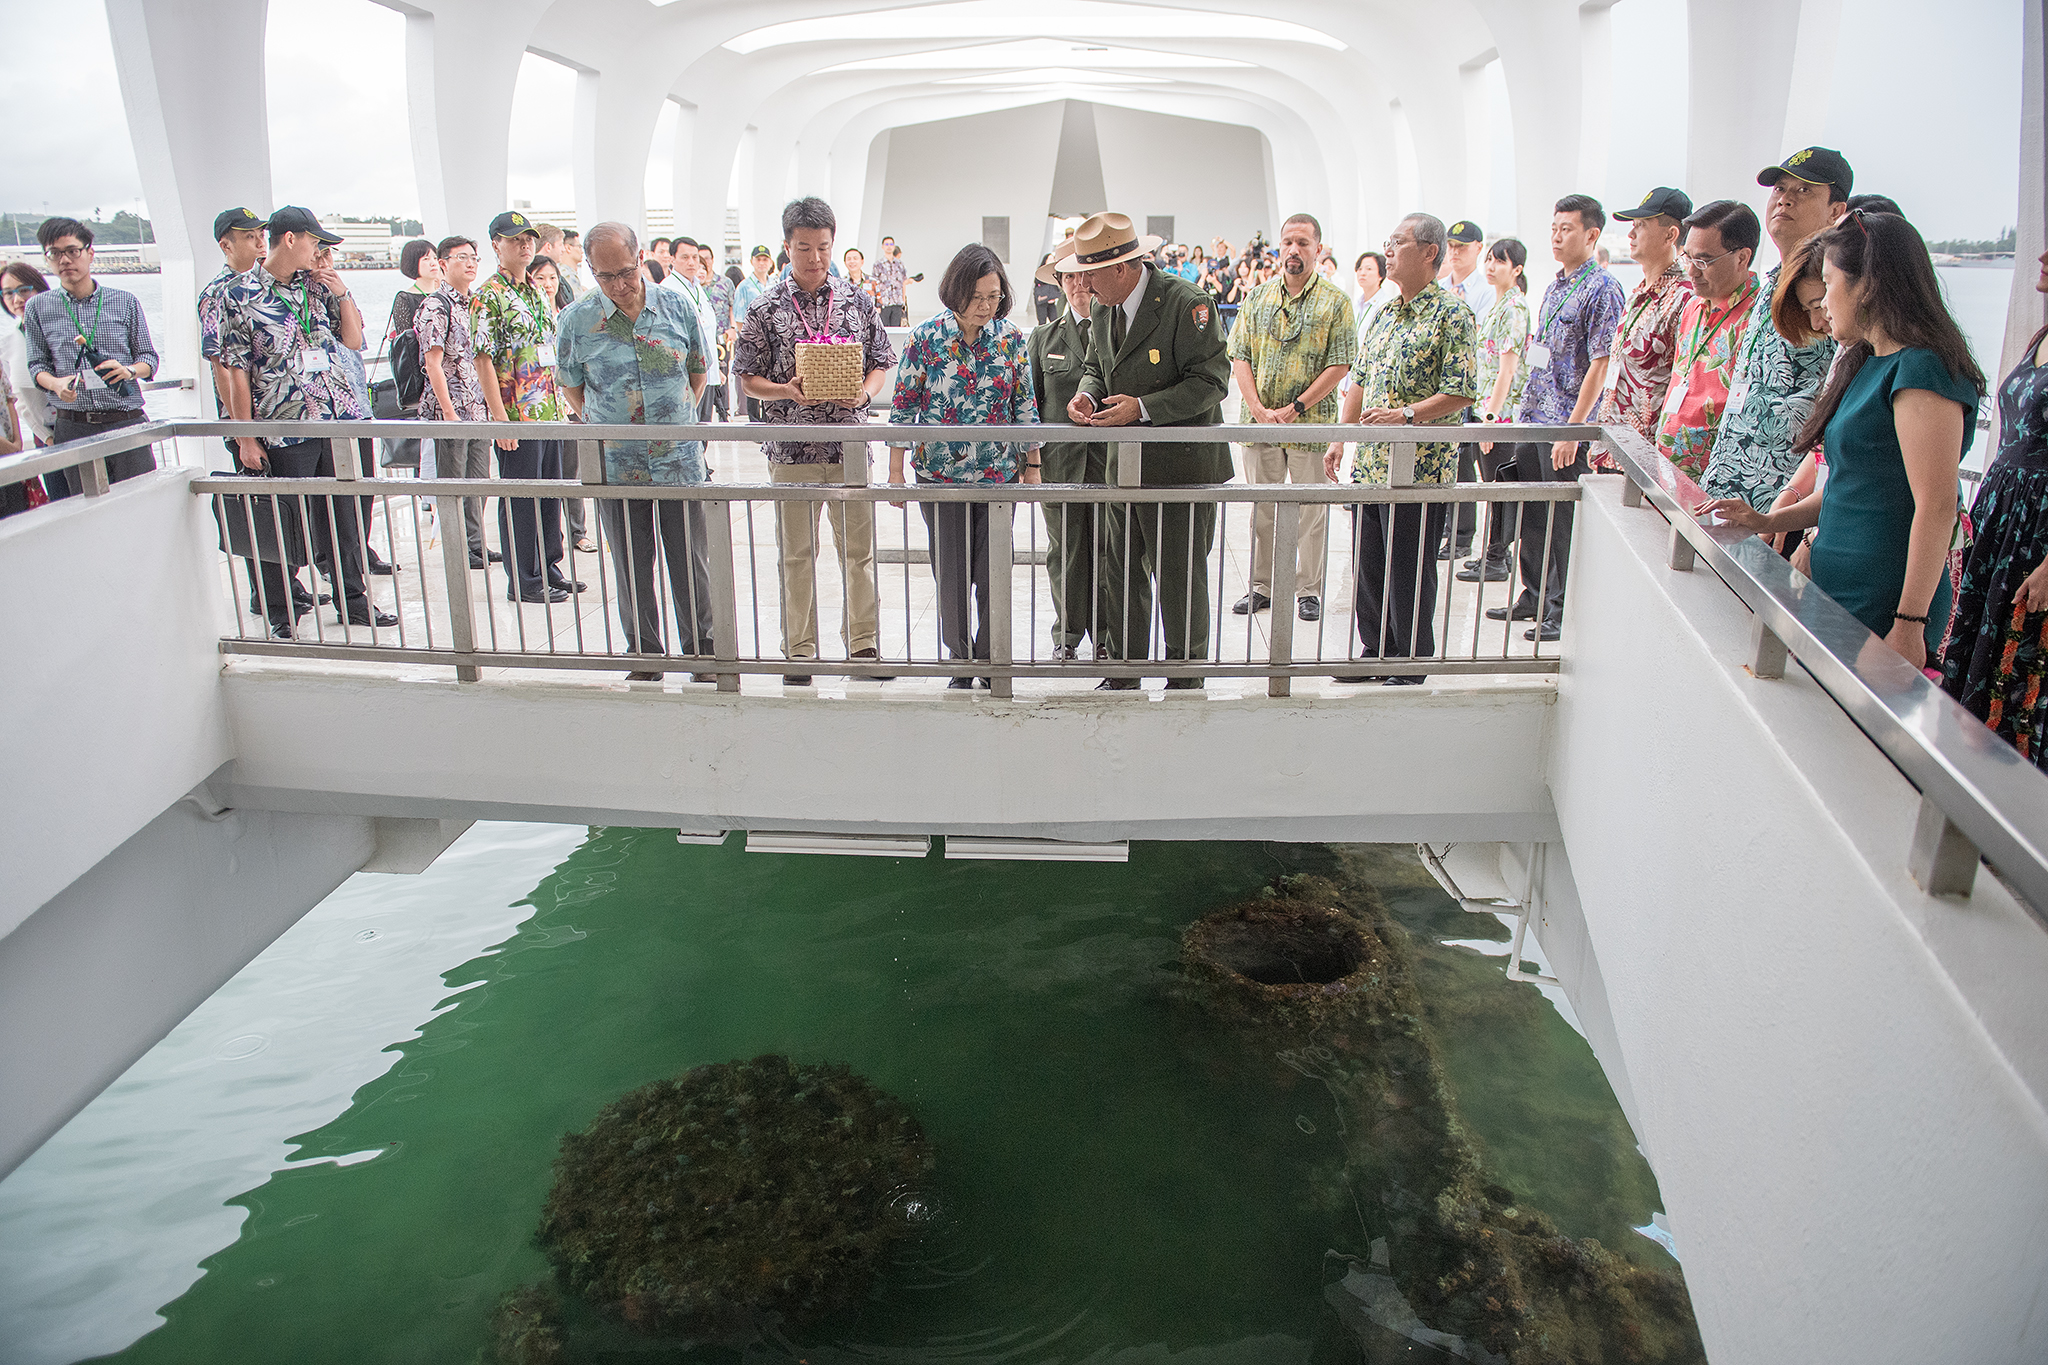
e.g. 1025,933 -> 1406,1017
669,99 -> 698,242
103,0 -> 273,405
1490,0 -> 1585,234
394,2 -> 531,238
1685,0 -> 1806,207
2001,0 -> 2047,418
570,66 -> 601,234
734,126 -> 759,257
1576,2 -> 1616,194
1459,53 -> 1496,226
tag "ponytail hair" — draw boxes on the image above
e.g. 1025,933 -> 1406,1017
1792,211 -> 1984,455
1488,237 -> 1529,293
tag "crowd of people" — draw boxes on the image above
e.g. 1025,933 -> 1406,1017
4,149 -> 2047,772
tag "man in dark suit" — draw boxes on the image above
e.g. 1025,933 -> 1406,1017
1030,241 -> 1111,662
1063,212 -> 1231,690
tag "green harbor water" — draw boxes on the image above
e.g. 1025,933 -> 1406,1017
21,830 -> 1674,1362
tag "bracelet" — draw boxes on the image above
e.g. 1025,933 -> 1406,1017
1894,611 -> 1929,624
1026,462 -> 1043,469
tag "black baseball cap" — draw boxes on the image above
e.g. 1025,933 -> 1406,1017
213,206 -> 264,240
1614,187 -> 1693,222
750,244 -> 772,259
488,210 -> 542,240
263,206 -> 342,244
1758,147 -> 1853,198
1447,220 -> 1484,244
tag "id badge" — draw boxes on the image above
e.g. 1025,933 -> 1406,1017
536,343 -> 558,367
1661,375 -> 1689,415
78,365 -> 108,391
295,349 -> 331,377
1725,370 -> 1752,415
1602,355 -> 1621,390
1526,342 -> 1551,371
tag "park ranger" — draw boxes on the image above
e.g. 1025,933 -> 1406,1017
1062,212 -> 1231,690
1029,240 -> 1111,662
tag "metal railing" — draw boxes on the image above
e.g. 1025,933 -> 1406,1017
3,416 -> 1588,698
1596,424 -> 2048,920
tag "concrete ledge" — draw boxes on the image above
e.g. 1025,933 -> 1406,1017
214,671 -> 1559,845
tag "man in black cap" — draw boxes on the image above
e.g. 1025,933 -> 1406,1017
1700,147 -> 1850,511
1596,187 -> 1694,454
218,206 -> 394,636
1436,219 -> 1490,559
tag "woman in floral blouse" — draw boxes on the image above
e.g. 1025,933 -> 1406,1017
887,244 -> 1041,687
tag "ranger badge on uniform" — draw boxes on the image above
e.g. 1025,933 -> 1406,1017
1192,304 -> 1210,329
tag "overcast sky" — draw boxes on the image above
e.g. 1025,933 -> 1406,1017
0,0 -> 2023,244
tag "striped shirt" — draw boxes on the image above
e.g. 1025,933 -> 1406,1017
23,280 -> 158,414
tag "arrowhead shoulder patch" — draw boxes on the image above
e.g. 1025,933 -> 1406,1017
1192,303 -> 1210,329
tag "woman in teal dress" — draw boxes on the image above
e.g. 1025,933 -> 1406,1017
1698,211 -> 1983,670
1941,249 -> 2048,766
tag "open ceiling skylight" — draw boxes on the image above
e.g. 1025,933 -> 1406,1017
933,66 -> 1170,84
821,39 -> 1252,72
721,0 -> 1344,54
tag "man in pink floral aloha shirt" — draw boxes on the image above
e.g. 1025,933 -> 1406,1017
1594,187 -> 1694,471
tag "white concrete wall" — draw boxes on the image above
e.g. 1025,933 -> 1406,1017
1091,104 -> 1276,252
875,103 -> 1066,321
212,672 -> 1561,846
0,469 -> 234,936
0,800 -> 374,1179
1544,479 -> 2048,1364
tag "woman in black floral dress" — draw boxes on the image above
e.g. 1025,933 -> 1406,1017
1941,249 -> 2048,767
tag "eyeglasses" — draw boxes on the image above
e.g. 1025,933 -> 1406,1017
43,246 -> 87,262
1,285 -> 34,299
594,267 -> 642,287
1681,248 -> 1742,270
444,251 -> 479,264
969,291 -> 1003,307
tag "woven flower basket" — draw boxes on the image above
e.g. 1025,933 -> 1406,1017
795,341 -> 865,403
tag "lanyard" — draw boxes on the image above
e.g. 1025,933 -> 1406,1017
496,271 -> 553,339
1538,260 -> 1599,339
1678,278 -> 1758,377
63,286 -> 104,349
1616,267 -> 1677,342
799,284 -> 838,341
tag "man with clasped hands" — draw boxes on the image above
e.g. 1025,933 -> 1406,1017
1062,212 -> 1231,690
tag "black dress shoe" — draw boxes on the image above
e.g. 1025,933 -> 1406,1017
1485,599 -> 1539,621
345,607 -> 400,628
269,621 -> 295,640
783,669 -> 813,686
1096,677 -> 1140,691
624,669 -> 665,682
468,555 -> 487,570
1297,595 -> 1321,622
368,553 -> 399,576
1232,591 -> 1272,615
1526,621 -> 1562,642
509,586 -> 573,604
1164,677 -> 1204,690
548,576 -> 587,593
850,646 -> 896,682
1330,674 -> 1385,684
1384,675 -> 1425,686
947,675 -> 975,690
488,549 -> 504,563
1456,559 -> 1512,583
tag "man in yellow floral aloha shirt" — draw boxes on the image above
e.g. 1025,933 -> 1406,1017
1323,212 -> 1477,682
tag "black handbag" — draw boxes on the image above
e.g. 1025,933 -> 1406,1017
212,468 -> 310,566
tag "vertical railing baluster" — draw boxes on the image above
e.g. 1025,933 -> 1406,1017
1266,499 -> 1300,697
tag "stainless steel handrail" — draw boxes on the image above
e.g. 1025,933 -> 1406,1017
1596,424 -> 2048,921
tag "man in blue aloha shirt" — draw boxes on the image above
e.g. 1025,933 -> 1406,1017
1494,194 -> 1626,642
555,222 -> 714,683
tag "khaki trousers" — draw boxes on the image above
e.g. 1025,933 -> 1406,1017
1243,442 -> 1330,597
770,461 -> 879,658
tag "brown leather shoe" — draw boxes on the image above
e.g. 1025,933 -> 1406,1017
849,646 -> 896,682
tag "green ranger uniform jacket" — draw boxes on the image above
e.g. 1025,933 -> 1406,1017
1076,264 -> 1232,486
1029,309 -> 1108,482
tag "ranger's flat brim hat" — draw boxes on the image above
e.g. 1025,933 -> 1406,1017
1758,147 -> 1852,199
1055,212 -> 1163,273
1036,239 -> 1078,286
263,205 -> 342,245
1614,187 -> 1693,222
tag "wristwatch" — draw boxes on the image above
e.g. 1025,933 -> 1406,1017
1291,398 -> 1307,417
1401,405 -> 1416,424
